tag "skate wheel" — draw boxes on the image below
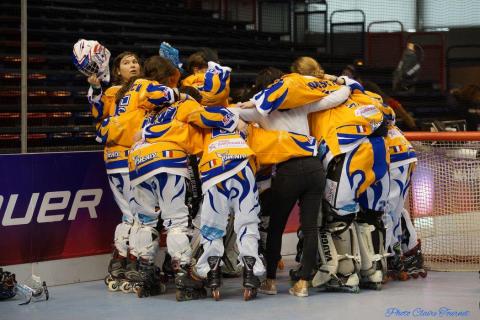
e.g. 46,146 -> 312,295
120,281 -> 132,293
104,275 -> 113,286
277,259 -> 285,271
243,288 -> 251,301
243,288 -> 257,301
108,281 -> 120,292
133,284 -> 141,295
137,287 -> 149,298
399,272 -> 410,281
176,290 -> 187,301
411,273 -> 419,279
212,288 -> 220,301
420,272 -> 427,278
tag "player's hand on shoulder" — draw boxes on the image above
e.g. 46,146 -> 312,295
236,118 -> 248,133
237,101 -> 255,109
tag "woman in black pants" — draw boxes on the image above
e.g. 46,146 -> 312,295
236,67 -> 350,296
263,157 -> 324,297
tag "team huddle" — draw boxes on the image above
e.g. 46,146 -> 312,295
72,39 -> 426,301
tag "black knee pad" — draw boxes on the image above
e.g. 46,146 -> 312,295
357,208 -> 384,228
321,200 -> 356,236
357,208 -> 385,255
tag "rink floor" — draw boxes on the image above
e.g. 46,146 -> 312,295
1,257 -> 478,320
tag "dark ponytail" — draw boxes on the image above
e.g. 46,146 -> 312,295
115,75 -> 142,105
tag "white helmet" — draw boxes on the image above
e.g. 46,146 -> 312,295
72,39 -> 111,82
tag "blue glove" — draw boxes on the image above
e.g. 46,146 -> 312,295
338,76 -> 365,93
159,42 -> 185,74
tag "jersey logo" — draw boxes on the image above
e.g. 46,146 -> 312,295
116,94 -> 130,115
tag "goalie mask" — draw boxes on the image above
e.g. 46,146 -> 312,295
72,39 -> 111,82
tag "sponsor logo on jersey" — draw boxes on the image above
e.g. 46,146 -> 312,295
222,113 -> 234,126
354,105 -> 379,118
208,138 -> 247,153
215,152 -> 248,162
106,151 -> 120,159
324,179 -> 338,205
133,152 -> 157,166
388,128 -> 403,138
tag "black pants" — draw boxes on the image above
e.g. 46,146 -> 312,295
265,157 -> 325,280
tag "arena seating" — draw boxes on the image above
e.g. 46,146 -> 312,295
0,0 -> 458,152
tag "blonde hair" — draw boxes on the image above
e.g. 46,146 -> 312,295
291,56 -> 325,79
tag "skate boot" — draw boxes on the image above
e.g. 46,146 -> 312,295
289,265 -> 315,286
131,260 -> 166,298
162,253 -> 177,283
120,255 -> 138,293
175,264 -> 207,302
206,256 -> 222,301
385,243 -> 409,282
359,261 -> 384,291
323,273 -> 360,293
403,240 -> 427,279
0,269 -> 17,300
259,278 -> 277,295
104,250 -> 127,292
242,256 -> 260,301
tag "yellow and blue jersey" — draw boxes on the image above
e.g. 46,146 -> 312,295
181,62 -> 231,107
249,74 -> 384,157
129,99 -> 238,186
310,96 -> 385,157
199,126 -> 255,193
97,79 -> 177,148
88,85 -> 120,124
199,123 -> 318,193
246,125 -> 317,166
360,91 -> 416,168
362,90 -> 397,125
251,73 -> 341,115
386,126 -> 417,169
88,85 -> 131,173
181,73 -> 205,88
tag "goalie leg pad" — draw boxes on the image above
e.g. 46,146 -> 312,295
313,206 -> 360,288
356,209 -> 387,285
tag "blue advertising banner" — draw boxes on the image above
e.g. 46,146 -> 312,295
0,151 -> 121,265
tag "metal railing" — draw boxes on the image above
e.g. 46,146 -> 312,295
330,9 -> 365,58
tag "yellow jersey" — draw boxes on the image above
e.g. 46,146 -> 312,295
129,99 -> 239,187
88,85 -> 130,173
97,79 -> 177,149
181,62 -> 231,107
251,73 -> 341,115
246,125 -> 317,166
360,91 -> 416,167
